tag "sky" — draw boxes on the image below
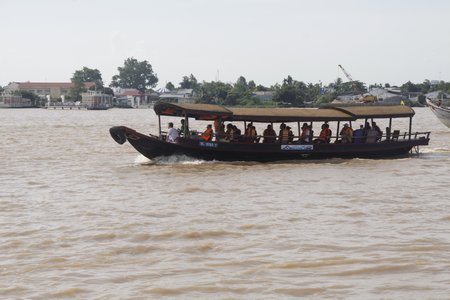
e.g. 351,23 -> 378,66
1,0 -> 450,89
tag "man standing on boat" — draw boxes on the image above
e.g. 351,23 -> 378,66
166,122 -> 179,142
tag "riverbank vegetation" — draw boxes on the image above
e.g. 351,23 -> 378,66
3,57 -> 449,107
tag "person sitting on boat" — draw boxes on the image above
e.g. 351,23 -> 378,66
279,123 -> 290,144
245,123 -> 257,143
179,119 -> 190,137
353,125 -> 365,144
233,125 -> 242,142
214,119 -> 224,140
371,121 -> 382,141
201,124 -> 214,141
339,123 -> 353,143
299,123 -> 311,143
166,122 -> 179,143
224,123 -> 234,142
287,126 -> 294,143
314,123 -> 332,144
263,124 -> 277,143
366,127 -> 379,143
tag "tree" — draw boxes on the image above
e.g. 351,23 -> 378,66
255,84 -> 269,91
400,81 -> 420,93
248,80 -> 256,91
199,81 -> 232,104
179,74 -> 199,91
16,90 -> 43,107
110,57 -> 158,94
165,82 -> 175,91
70,67 -> 104,101
273,75 -> 309,106
72,67 -> 103,88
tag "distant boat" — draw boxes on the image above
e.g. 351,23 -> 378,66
426,98 -> 450,128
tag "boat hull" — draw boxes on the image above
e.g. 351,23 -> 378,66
427,99 -> 450,128
110,126 -> 430,162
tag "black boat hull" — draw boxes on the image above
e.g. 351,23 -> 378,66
110,126 -> 430,162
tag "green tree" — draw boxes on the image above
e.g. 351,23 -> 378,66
224,76 -> 255,106
179,74 -> 199,91
110,57 -> 158,94
255,84 -> 269,91
420,79 -> 431,94
165,82 -> 175,91
400,81 -> 420,93
103,87 -> 114,96
16,90 -> 43,107
248,80 -> 256,91
72,67 -> 103,88
199,81 -> 232,104
70,67 -> 104,101
273,75 -> 309,106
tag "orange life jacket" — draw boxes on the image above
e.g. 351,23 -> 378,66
201,128 -> 213,141
280,128 -> 289,143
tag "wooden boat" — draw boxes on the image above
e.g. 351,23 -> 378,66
110,102 -> 430,162
426,98 -> 450,128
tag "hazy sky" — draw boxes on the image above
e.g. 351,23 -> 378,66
1,0 -> 450,88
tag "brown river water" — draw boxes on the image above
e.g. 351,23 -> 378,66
1,107 -> 449,299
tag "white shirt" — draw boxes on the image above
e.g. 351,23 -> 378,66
166,127 -> 179,142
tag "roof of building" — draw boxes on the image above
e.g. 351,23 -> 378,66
14,82 -> 95,89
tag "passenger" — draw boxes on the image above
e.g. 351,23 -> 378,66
339,123 -> 353,143
353,125 -> 365,144
279,123 -> 289,144
314,123 -> 332,144
287,126 -> 294,143
233,125 -> 242,141
225,123 -> 234,141
366,127 -> 379,143
263,124 -> 277,143
179,119 -> 189,136
166,122 -> 179,142
200,124 -> 214,141
217,123 -> 226,141
299,123 -> 311,143
245,123 -> 257,143
214,119 -> 223,140
371,121 -> 382,141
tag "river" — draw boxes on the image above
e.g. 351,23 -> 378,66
0,107 -> 449,299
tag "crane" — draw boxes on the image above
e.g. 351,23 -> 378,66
338,64 -> 377,102
338,64 -> 353,82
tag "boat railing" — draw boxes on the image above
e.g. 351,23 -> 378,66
159,130 -> 430,144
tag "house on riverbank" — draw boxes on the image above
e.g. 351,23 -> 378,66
4,81 -> 95,99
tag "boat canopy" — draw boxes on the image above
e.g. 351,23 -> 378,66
153,101 -> 415,122
228,107 -> 352,122
327,105 -> 415,119
154,102 -> 233,120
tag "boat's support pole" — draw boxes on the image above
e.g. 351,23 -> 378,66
297,122 -> 301,139
158,114 -> 161,138
387,118 -> 392,141
336,121 -> 340,142
409,117 -> 412,140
